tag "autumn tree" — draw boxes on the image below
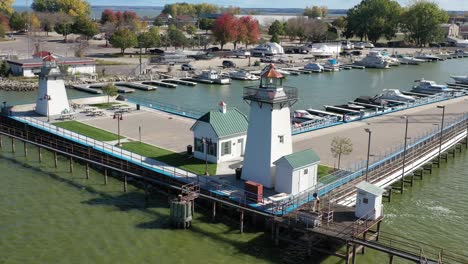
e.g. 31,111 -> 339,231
330,137 -> 353,170
0,0 -> 14,15
212,13 -> 237,50
303,6 -> 328,19
220,6 -> 241,15
402,1 -> 449,46
100,9 -> 117,24
32,0 -> 91,17
241,16 -> 260,48
110,28 -> 137,54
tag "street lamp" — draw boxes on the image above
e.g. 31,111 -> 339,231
437,105 -> 445,166
364,128 -> 372,182
113,112 -> 123,146
400,116 -> 409,193
201,137 -> 212,176
44,94 -> 51,122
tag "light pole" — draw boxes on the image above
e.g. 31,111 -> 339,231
113,112 -> 123,146
44,94 -> 51,122
201,137 -> 212,176
400,116 -> 409,193
364,128 -> 372,182
437,105 -> 445,166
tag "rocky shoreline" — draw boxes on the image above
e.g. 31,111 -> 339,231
0,78 -> 37,91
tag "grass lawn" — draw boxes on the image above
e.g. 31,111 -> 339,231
121,141 -> 217,176
91,102 -> 120,109
318,165 -> 333,179
54,121 -> 123,141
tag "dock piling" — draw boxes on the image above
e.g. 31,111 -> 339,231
38,147 -> 42,162
86,163 -> 90,179
53,152 -> 57,168
352,244 -> 357,264
104,169 -> 108,185
23,142 -> 27,158
11,137 -> 15,153
0,135 -> 2,149
212,201 -> 216,221
69,157 -> 73,173
123,174 -> 128,193
240,210 -> 244,233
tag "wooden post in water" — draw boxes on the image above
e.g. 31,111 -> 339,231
212,201 -> 216,221
23,142 -> 27,158
86,163 -> 90,179
274,223 -> 279,246
123,174 -> 128,193
104,169 -> 108,185
0,135 -> 3,149
38,147 -> 42,163
352,244 -> 357,264
240,210 -> 244,233
362,232 -> 367,254
54,152 -> 57,168
11,137 -> 15,153
69,157 -> 73,173
389,254 -> 394,264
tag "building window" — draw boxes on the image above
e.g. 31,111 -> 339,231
194,138 -> 203,152
221,141 -> 231,156
363,198 -> 369,204
208,142 -> 217,156
304,168 -> 308,175
278,135 -> 284,143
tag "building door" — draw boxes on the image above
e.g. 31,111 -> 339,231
237,138 -> 244,156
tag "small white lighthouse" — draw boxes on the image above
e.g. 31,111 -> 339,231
241,64 -> 298,188
35,55 -> 70,118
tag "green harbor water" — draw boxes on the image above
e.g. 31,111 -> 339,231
0,58 -> 467,263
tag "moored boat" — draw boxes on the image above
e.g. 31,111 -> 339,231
226,70 -> 260,81
194,70 -> 231,84
411,79 -> 454,94
450,75 -> 468,84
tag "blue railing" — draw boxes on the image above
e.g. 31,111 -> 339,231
127,97 -> 203,119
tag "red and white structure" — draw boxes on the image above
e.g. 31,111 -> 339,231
35,56 -> 70,117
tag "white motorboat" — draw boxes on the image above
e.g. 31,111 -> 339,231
391,54 -> 426,65
304,62 -> 324,72
293,110 -> 324,123
194,70 -> 231,84
450,75 -> 468,84
414,52 -> 441,61
355,51 -> 390,69
375,89 -> 415,102
324,59 -> 340,72
227,70 -> 259,81
411,79 -> 454,94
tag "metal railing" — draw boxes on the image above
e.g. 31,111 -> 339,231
243,86 -> 298,104
127,97 -> 203,119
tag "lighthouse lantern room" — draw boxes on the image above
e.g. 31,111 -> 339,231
241,64 -> 298,188
35,55 -> 70,118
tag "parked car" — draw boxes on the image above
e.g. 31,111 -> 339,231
429,43 -> 441,48
362,42 -> 374,48
351,50 -> 362,56
233,48 -> 251,58
149,48 -> 164,54
181,63 -> 195,71
354,42 -> 366,50
207,47 -> 220,52
222,60 -> 236,68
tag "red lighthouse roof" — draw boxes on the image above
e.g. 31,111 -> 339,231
261,63 -> 283,79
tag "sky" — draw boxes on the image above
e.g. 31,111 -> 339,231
12,0 -> 468,11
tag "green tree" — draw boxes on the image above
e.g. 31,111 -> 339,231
72,17 -> 99,40
402,1 -> 449,47
332,16 -> 347,30
102,83 -> 118,103
167,25 -> 187,48
270,33 -> 280,43
9,12 -> 27,31
0,24 -> 5,39
199,18 -> 213,33
54,21 -> 73,41
110,28 -> 138,54
345,0 -> 402,43
268,20 -> 284,36
137,27 -> 160,52
330,136 -> 353,170
0,61 -> 10,77
32,0 -> 91,17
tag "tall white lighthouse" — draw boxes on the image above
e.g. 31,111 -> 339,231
35,55 -> 70,117
241,64 -> 298,188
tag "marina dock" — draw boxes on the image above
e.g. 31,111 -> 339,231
142,80 -> 177,88
71,84 -> 136,94
116,82 -> 156,91
161,79 -> 197,86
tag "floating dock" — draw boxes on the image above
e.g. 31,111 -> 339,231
72,83 -> 135,94
161,79 -> 197,86
141,80 -> 177,88
181,78 -> 214,84
116,82 -> 156,91
71,84 -> 103,94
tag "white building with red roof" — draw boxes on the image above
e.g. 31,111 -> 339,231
7,51 -> 96,77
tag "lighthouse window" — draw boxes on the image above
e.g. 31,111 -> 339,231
221,141 -> 231,156
278,135 -> 284,143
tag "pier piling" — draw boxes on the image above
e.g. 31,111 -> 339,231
212,201 -> 216,221
104,169 -> 108,185
86,163 -> 90,179
69,157 -> 73,173
23,142 -> 27,158
38,147 -> 42,163
0,135 -> 2,149
123,174 -> 128,193
352,244 -> 357,264
53,152 -> 57,168
240,210 -> 244,233
11,137 -> 15,153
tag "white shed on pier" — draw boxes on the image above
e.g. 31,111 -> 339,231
355,181 -> 385,221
